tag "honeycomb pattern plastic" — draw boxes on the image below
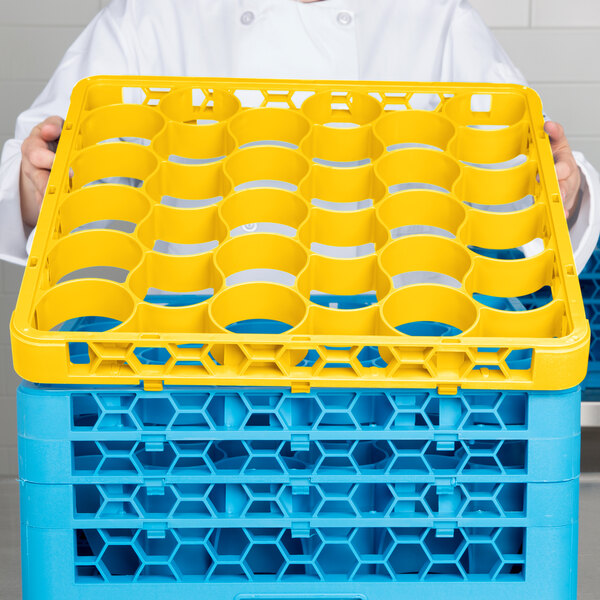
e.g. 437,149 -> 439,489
18,383 -> 580,598
21,524 -> 577,599
10,77 -> 589,390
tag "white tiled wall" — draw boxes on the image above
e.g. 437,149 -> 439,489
0,0 -> 599,475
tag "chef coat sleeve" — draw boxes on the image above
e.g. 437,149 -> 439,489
446,0 -> 600,274
0,0 -> 137,265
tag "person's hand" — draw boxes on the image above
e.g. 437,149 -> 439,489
544,121 -> 582,226
19,116 -> 64,228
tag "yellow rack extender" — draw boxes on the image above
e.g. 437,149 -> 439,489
10,77 -> 589,390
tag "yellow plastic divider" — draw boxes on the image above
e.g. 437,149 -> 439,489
11,77 -> 589,389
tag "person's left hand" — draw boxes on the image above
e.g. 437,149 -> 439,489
544,121 -> 582,224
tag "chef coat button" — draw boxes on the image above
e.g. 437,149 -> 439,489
241,11 -> 255,25
337,11 -> 353,26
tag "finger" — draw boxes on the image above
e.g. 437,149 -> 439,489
28,168 -> 50,197
20,134 -> 45,157
545,121 -> 573,156
28,116 -> 63,143
27,146 -> 55,171
42,115 -> 64,128
555,160 -> 573,181
551,139 -> 575,157
544,120 -> 565,144
39,116 -> 64,142
40,124 -> 62,143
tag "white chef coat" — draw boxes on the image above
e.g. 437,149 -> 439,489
1,0 -> 599,272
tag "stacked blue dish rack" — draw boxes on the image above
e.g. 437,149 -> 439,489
17,296 -> 581,600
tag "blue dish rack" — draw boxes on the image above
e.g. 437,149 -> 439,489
16,294 -> 581,599
18,381 -> 581,600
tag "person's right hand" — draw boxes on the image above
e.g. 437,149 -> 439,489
19,116 -> 64,228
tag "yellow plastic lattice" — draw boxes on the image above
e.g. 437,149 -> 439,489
11,77 -> 589,390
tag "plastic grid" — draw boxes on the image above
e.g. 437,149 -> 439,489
18,383 -> 580,599
11,77 -> 589,390
21,524 -> 578,599
69,481 -> 529,523
23,476 -> 578,531
18,385 -> 581,484
70,525 -> 527,582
